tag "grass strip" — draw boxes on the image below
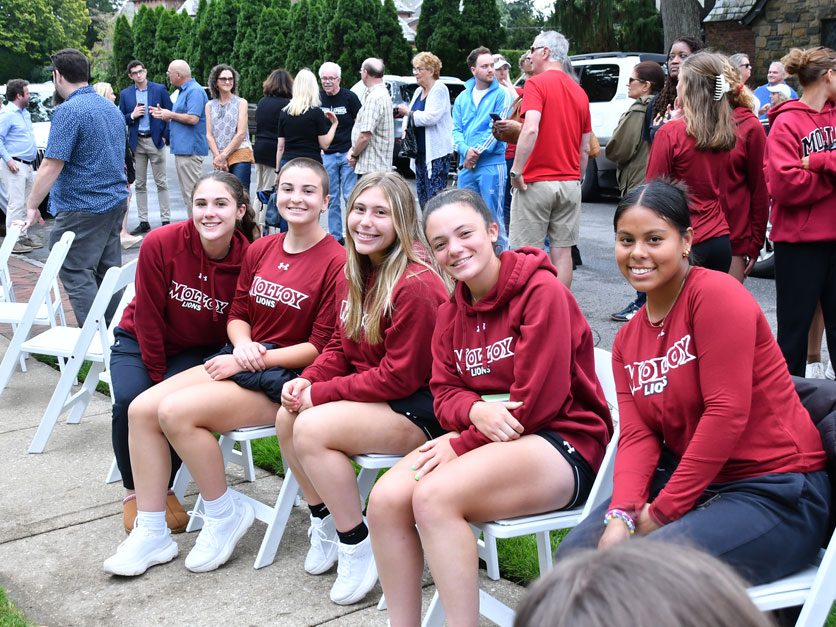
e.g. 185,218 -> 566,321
0,588 -> 32,627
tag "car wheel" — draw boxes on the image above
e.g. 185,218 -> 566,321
581,160 -> 599,202
749,233 -> 775,279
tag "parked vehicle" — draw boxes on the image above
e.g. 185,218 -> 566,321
569,52 -> 667,200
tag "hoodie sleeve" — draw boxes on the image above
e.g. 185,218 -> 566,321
744,121 -> 769,259
227,244 -> 258,326
471,87 -> 512,156
131,233 -> 170,383
808,150 -> 836,175
645,123 -> 674,181
766,118 -> 836,208
306,253 -> 343,353
451,94 -> 468,157
308,271 -> 447,404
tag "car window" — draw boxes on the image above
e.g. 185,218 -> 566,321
3,90 -> 56,123
576,64 -> 620,103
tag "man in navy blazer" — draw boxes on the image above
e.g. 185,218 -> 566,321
119,59 -> 172,234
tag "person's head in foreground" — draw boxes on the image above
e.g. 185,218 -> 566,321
514,539 -> 773,627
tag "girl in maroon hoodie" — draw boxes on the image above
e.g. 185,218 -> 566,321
764,47 -> 836,377
646,51 -> 736,272
367,188 -> 612,626
274,171 -> 448,606
104,158 -> 345,577
721,59 -> 768,283
557,179 -> 828,586
110,171 -> 255,534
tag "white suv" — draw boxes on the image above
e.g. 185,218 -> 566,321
570,52 -> 667,200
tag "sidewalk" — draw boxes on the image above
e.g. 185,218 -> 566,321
0,257 -> 525,626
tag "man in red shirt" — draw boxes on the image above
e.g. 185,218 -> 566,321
509,31 -> 591,288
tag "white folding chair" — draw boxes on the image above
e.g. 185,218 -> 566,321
182,422 -> 403,569
0,231 -> 74,388
0,223 -> 22,303
422,347 -> 620,627
21,258 -> 136,453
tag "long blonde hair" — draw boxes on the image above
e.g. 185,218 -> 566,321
343,172 -> 445,344
679,52 -> 737,152
723,57 -> 757,114
284,68 -> 321,116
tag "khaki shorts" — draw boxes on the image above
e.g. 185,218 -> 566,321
509,179 -> 581,249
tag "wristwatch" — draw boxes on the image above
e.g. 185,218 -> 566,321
509,171 -> 520,179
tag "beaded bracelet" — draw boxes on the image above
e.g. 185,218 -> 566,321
604,508 -> 636,534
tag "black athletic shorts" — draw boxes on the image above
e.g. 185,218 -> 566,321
388,388 -> 447,440
205,343 -> 300,403
535,430 -> 596,510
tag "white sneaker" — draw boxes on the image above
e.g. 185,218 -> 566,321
826,361 -> 835,381
184,499 -> 254,573
305,514 -> 338,574
330,534 -> 378,605
806,362 -> 826,379
103,525 -> 178,576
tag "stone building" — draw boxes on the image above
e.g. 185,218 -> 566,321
704,0 -> 836,88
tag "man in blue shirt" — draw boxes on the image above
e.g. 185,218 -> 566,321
0,79 -> 40,253
119,59 -> 173,234
25,48 -> 129,325
452,47 -> 513,250
754,61 -> 798,121
150,60 -> 207,217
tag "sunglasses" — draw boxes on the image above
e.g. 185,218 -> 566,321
740,63 -> 752,68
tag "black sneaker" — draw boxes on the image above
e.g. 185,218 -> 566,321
130,221 -> 151,235
161,221 -> 170,226
610,300 -> 641,322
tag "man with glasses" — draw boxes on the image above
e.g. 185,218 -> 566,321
348,58 -> 394,178
150,60 -> 208,217
119,60 -> 173,235
452,46 -> 514,250
508,31 -> 591,288
319,61 -> 361,244
24,48 -> 129,325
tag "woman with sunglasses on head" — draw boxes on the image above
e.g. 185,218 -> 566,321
557,178 -> 829,586
206,64 -> 254,189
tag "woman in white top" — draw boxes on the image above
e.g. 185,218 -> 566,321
396,52 -> 453,208
206,64 -> 254,189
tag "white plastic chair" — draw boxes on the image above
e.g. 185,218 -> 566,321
0,223 -> 22,303
20,258 -> 136,453
421,347 -> 620,627
0,231 -> 74,389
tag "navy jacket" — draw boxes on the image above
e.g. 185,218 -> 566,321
118,81 -> 172,151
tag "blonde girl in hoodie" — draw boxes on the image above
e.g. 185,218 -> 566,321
367,188 -> 612,627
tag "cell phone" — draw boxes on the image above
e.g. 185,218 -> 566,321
695,489 -> 720,508
489,113 -> 501,121
481,393 -> 511,402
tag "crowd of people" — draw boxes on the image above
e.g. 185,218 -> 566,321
1,30 -> 835,626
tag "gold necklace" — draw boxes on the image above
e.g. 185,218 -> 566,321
646,266 -> 691,334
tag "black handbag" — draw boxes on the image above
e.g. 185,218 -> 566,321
398,112 -> 419,159
258,186 -> 281,228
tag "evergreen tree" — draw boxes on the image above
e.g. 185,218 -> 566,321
209,0 -> 240,71
425,0 -> 462,77
174,11 -> 194,61
249,6 -> 288,96
551,0 -> 617,54
414,0 -> 440,52
499,0 -> 546,51
460,0 -> 505,55
151,7 -> 179,85
285,0 -> 321,74
325,0 -> 378,76
110,14 -> 134,92
232,0 -> 262,100
616,0 -> 663,53
191,0 -> 217,84
377,0 -> 412,75
131,5 -> 159,76
185,0 -> 208,63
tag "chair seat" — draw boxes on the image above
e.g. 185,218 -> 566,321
225,424 -> 276,441
477,508 -> 586,539
748,557 -> 822,611
0,301 -> 55,326
21,326 -> 105,361
352,453 -> 404,469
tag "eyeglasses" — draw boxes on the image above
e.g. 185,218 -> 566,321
412,66 -> 427,74
218,77 -> 234,83
740,63 -> 752,68
529,45 -> 546,54
320,76 -> 339,82
129,68 -> 146,76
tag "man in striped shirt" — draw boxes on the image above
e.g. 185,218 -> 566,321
348,58 -> 393,177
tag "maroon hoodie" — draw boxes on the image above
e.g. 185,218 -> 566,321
430,247 -> 612,468
765,99 -> 836,243
722,107 -> 768,259
119,221 -> 250,383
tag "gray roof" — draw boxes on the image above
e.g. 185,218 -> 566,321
703,0 -> 759,22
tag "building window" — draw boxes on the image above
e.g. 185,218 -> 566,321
823,19 -> 836,50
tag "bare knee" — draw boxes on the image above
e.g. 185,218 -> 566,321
292,411 -> 327,458
127,393 -> 162,433
368,471 -> 416,530
157,396 -> 191,439
412,473 -> 456,528
275,406 -> 296,443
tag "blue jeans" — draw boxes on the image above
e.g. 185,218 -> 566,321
457,163 -> 508,251
322,151 -> 357,240
229,161 -> 252,191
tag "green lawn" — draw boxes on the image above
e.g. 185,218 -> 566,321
0,588 -> 31,627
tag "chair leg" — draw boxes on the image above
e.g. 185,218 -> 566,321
171,463 -> 192,501
226,440 -> 257,482
28,356 -> 85,453
253,470 -> 302,569
478,588 -> 516,627
105,456 -> 122,484
66,361 -> 104,424
357,466 -> 378,507
422,590 -> 446,627
479,529 -> 500,581
535,530 -> 554,575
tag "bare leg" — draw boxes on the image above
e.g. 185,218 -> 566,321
128,365 -> 212,512
808,302 -> 825,363
368,448 -> 428,627
275,405 -> 322,505
159,380 -> 279,501
293,401 -> 427,532
550,246 -> 573,289
414,435 -> 575,627
729,255 -> 747,284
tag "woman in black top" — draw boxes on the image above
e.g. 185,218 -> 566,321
254,69 -> 293,194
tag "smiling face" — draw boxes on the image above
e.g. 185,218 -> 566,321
217,70 -> 235,94
192,178 -> 246,256
615,204 -> 693,297
425,201 -> 500,299
767,62 -> 784,85
667,41 -> 692,79
276,165 -> 329,228
347,186 -> 396,267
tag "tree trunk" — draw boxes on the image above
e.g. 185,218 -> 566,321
659,0 -> 702,52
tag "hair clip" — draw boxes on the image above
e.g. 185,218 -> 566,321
714,74 -> 730,101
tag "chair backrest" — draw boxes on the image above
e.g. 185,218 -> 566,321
86,259 -> 137,366
593,346 -> 618,417
0,223 -> 22,302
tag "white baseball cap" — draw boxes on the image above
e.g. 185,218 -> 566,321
766,84 -> 791,99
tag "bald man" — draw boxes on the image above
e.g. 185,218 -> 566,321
753,61 -> 798,121
151,60 -> 208,216
348,58 -> 394,176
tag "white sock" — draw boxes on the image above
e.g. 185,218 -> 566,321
136,510 -> 167,535
203,489 -> 235,520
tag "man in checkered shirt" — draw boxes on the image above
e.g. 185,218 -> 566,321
347,58 -> 394,176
